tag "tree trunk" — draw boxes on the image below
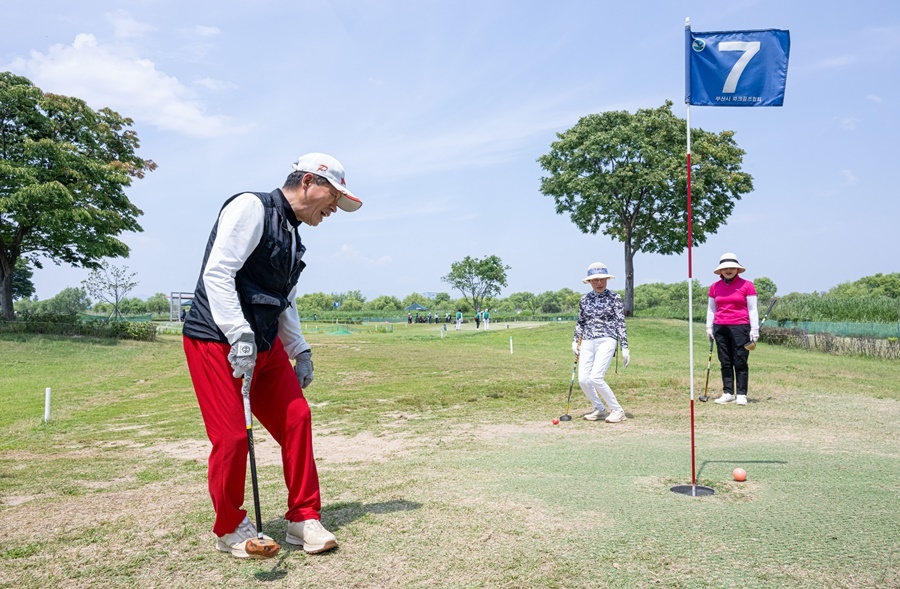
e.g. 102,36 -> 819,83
623,240 -> 635,317
0,265 -> 15,321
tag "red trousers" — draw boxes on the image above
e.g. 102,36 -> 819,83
183,336 -> 321,536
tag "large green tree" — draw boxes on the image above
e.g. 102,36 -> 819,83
295,292 -> 334,313
0,72 -> 156,320
828,273 -> 900,299
441,255 -> 509,313
12,258 -> 35,301
506,291 -> 540,318
538,101 -> 752,315
41,286 -> 91,315
366,295 -> 402,312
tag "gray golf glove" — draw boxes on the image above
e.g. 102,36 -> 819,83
622,347 -> 631,368
228,333 -> 257,379
294,350 -> 314,389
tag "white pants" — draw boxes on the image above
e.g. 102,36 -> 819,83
456,318 -> 462,330
484,319 -> 490,330
578,337 -> 622,413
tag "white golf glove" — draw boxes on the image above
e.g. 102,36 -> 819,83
571,340 -> 580,356
228,333 -> 257,379
294,350 -> 314,388
750,328 -> 759,343
705,326 -> 713,339
622,347 -> 630,368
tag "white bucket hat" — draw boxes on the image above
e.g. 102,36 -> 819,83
582,262 -> 615,283
714,252 -> 746,275
292,153 -> 362,212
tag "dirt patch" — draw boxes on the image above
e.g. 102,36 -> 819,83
0,476 -> 207,544
152,428 -> 426,467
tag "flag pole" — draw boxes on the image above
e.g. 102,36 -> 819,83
685,16 -> 698,495
675,17 -> 788,499
674,17 -> 712,498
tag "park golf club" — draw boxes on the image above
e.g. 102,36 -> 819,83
241,368 -> 281,559
559,337 -> 582,421
745,297 -> 778,351
698,338 -> 714,402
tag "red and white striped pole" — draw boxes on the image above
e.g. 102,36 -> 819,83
686,17 -> 697,494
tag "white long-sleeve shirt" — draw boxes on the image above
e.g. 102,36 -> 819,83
203,192 -> 309,359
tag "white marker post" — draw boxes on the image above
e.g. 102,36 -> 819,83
509,336 -> 513,354
44,387 -> 51,422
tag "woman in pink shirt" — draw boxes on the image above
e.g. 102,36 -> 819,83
705,253 -> 759,406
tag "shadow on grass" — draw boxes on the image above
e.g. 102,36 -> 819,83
252,499 -> 422,582
254,549 -> 291,582
697,459 -> 787,478
325,498 -> 422,530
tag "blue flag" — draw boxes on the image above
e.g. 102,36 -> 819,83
686,27 -> 790,106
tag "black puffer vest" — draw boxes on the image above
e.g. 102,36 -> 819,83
183,189 -> 306,351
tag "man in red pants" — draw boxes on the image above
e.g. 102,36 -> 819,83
183,153 -> 362,558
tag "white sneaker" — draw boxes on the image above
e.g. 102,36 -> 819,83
583,408 -> 605,421
216,516 -> 274,559
605,409 -> 627,423
715,394 -> 736,404
285,519 -> 338,554
736,395 -> 748,405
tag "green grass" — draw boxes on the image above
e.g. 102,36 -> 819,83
0,320 -> 898,588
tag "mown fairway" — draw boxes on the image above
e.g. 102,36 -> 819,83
1,319 -> 897,588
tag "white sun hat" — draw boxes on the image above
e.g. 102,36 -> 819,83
292,153 -> 362,212
714,252 -> 746,275
582,262 -> 616,283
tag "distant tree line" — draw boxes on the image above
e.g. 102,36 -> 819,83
12,272 -> 900,325
14,288 -> 169,318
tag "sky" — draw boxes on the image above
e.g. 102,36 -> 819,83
2,0 -> 899,304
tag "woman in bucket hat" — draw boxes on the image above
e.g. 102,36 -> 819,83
706,253 -> 759,406
572,262 -> 630,423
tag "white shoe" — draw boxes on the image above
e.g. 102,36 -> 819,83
216,516 -> 274,559
605,409 -> 627,423
286,519 -> 338,554
583,408 -> 605,421
736,395 -> 748,405
715,394 -> 736,404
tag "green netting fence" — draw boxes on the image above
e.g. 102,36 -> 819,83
769,320 -> 900,339
77,313 -> 154,323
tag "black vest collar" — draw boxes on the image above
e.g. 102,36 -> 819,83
274,188 -> 301,228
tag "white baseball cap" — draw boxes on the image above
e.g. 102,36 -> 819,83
292,153 -> 362,212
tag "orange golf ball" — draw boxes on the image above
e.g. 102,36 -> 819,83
733,468 -> 747,482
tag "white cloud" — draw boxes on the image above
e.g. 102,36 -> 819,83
193,77 -> 234,92
193,25 -> 221,38
841,169 -> 859,185
107,11 -> 155,39
840,118 -> 858,131
327,244 -> 392,266
866,94 -> 883,103
7,34 -> 250,138
816,55 -> 855,68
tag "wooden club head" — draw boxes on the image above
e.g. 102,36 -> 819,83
246,537 -> 281,559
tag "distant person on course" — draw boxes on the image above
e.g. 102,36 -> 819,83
182,152 -> 362,558
573,262 -> 630,423
707,252 -> 758,406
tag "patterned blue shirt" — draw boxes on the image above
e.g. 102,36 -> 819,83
574,289 -> 628,348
